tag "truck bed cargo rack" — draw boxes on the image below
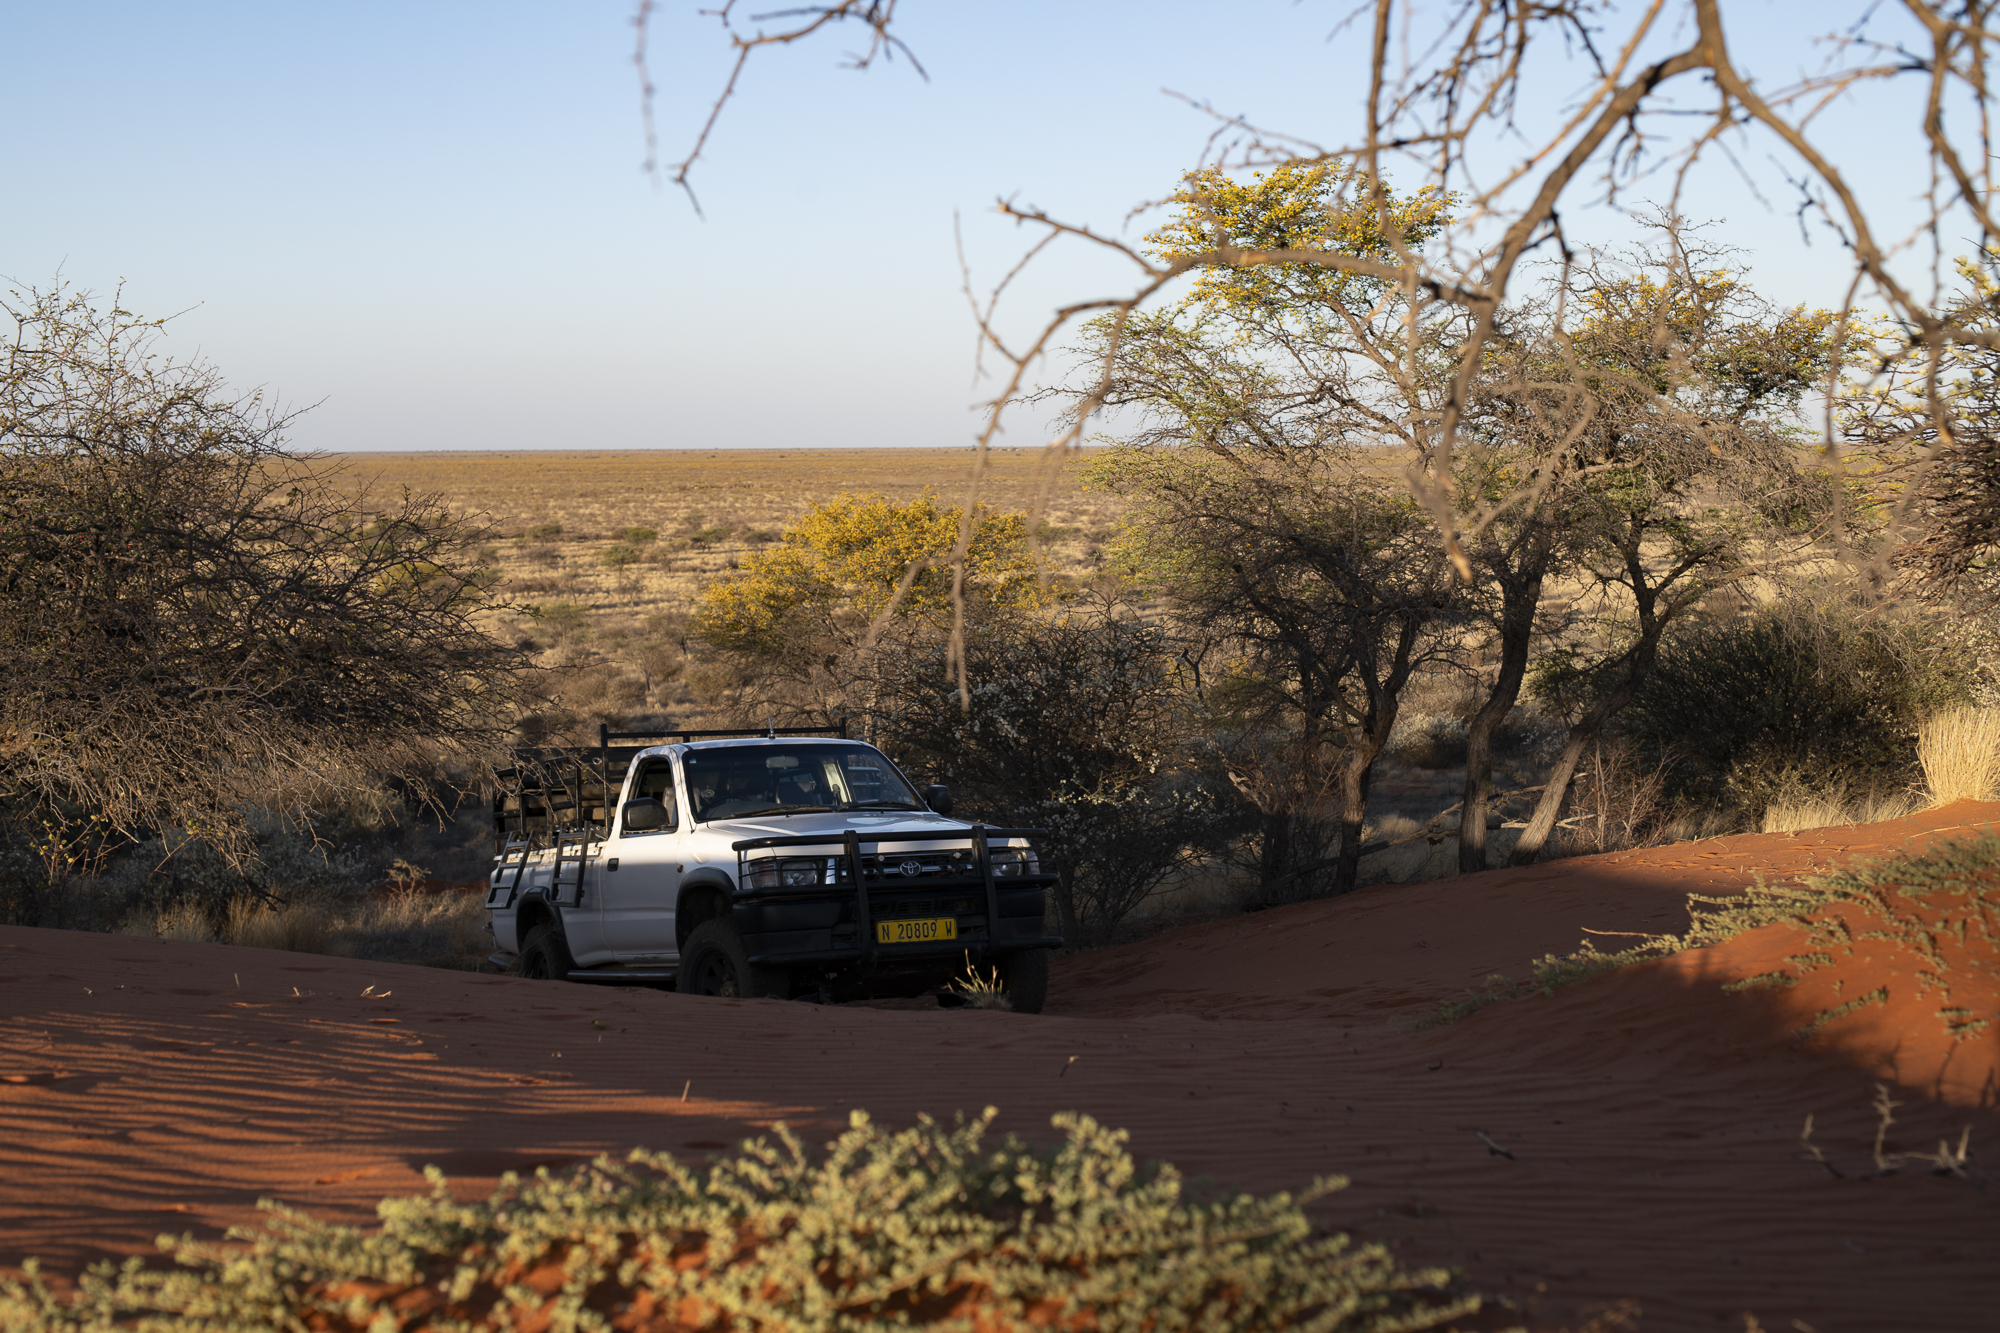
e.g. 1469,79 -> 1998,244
489,720 -> 848,852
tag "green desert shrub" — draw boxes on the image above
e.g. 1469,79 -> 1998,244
0,1111 -> 1475,1333
529,600 -> 592,638
1613,590 -> 1976,816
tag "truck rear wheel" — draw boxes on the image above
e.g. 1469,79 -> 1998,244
519,923 -> 574,981
998,947 -> 1050,1014
679,919 -> 788,1000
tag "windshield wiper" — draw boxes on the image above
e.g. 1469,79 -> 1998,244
838,800 -> 922,811
718,805 -> 833,819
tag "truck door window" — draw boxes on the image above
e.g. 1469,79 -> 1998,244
628,760 -> 678,830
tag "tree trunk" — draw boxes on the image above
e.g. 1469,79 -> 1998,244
1508,634 -> 1662,865
1459,564 -> 1546,873
1333,742 -> 1375,895
1051,873 -> 1084,947
1258,807 -> 1295,888
1332,618 -> 1425,894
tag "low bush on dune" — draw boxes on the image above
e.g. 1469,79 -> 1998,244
1419,835 -> 2000,1033
0,1112 -> 1476,1333
1602,591 -> 1978,821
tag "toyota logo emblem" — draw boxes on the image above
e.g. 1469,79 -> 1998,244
898,860 -> 922,877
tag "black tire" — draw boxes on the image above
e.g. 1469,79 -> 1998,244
679,919 -> 789,1000
997,947 -> 1050,1014
518,922 -> 574,981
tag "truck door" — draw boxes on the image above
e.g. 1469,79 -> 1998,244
602,757 -> 682,960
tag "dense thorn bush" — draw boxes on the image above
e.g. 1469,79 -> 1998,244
0,1110 -> 1476,1333
1608,591 -> 1977,816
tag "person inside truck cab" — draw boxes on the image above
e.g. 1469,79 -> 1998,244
774,767 -> 821,805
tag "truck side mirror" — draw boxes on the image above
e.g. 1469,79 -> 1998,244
923,784 -> 953,817
621,798 -> 672,832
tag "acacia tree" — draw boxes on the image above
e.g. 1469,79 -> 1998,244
663,2 -> 2000,674
1487,237 -> 1845,861
1080,182 -> 1840,873
0,285 -> 533,884
1448,226 -> 1847,864
1097,446 -> 1460,898
688,490 -> 1046,731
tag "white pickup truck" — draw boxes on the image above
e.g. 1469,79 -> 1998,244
482,728 -> 1061,1012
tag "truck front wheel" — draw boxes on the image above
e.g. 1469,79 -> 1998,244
998,947 -> 1051,1014
679,920 -> 789,1000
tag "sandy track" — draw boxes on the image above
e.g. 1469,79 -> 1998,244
4,803 -> 1997,1332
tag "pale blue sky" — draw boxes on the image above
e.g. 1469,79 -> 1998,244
1,3 -> 1959,451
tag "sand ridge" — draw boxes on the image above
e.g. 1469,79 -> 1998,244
4,804 -> 1998,1331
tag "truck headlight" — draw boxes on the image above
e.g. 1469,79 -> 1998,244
989,847 -> 1039,877
747,858 -> 822,890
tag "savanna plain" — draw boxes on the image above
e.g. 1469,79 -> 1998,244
3,449 -> 1997,1333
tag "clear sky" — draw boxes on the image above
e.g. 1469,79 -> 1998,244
1,3 -> 1959,452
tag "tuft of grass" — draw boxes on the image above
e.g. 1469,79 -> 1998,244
1761,786 -> 1920,834
944,954 -> 1013,1011
1917,705 -> 2000,805
1406,944 -> 1647,1029
224,900 -> 335,954
0,1110 -> 1476,1333
1418,834 -> 2000,1038
136,902 -> 217,943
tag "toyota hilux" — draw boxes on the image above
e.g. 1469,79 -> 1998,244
482,727 -> 1062,1012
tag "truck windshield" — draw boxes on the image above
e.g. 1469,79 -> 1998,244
683,744 -> 924,822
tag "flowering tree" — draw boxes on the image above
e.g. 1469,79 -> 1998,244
689,490 -> 1048,729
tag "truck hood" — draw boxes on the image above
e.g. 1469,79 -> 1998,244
700,809 -> 978,845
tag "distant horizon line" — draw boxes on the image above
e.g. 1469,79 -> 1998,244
303,442 -> 1424,456
305,444 -> 1108,455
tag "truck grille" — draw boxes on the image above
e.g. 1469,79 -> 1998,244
834,851 -> 978,882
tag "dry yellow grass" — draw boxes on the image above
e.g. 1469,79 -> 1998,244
122,891 -> 489,964
226,899 -> 336,953
1761,788 -> 1922,835
1917,706 -> 2000,805
317,449 -> 1121,674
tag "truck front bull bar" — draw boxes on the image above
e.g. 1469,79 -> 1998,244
732,826 -> 1054,964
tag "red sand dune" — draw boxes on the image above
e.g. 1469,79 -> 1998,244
3,802 -> 1997,1332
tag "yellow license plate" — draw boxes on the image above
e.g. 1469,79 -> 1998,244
875,916 -> 957,945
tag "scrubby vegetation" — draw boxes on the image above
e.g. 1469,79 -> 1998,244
7,254 -> 2000,959
1609,589 -> 1980,814
0,1111 -> 1475,1333
123,887 -> 490,967
1418,834 -> 2000,1034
